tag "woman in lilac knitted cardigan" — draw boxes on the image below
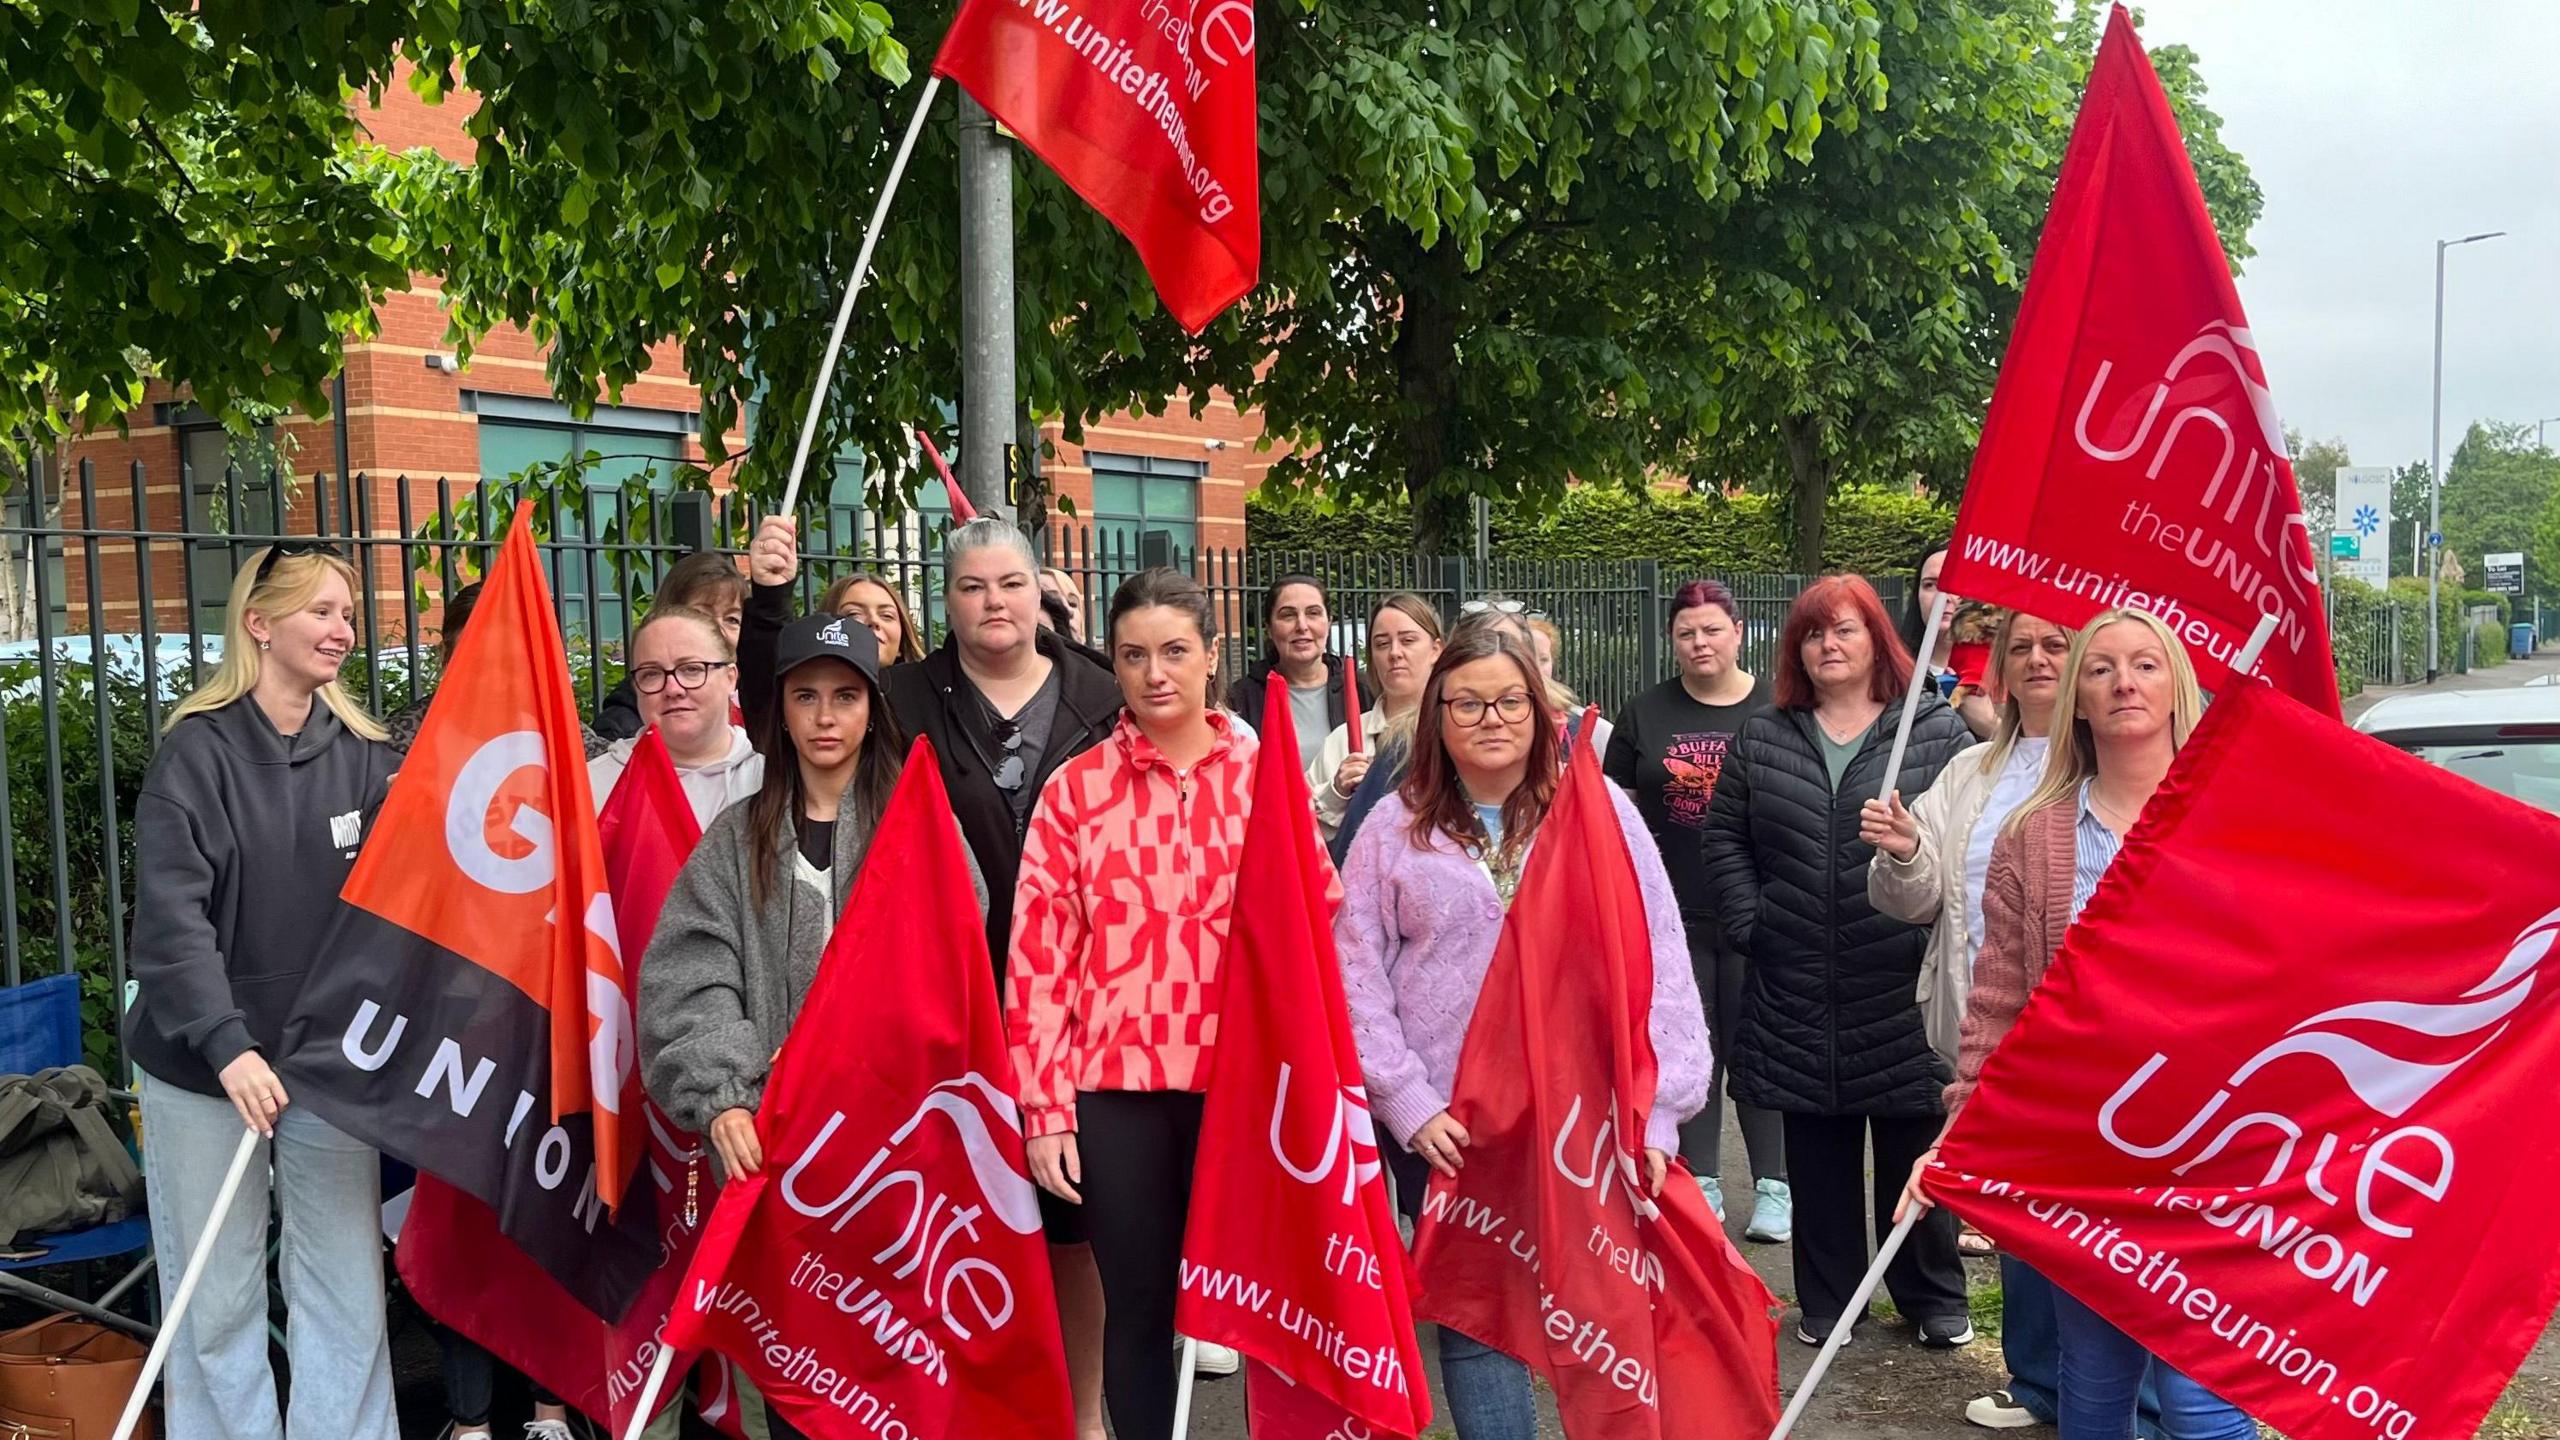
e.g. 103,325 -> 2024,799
1335,627 -> 1712,1440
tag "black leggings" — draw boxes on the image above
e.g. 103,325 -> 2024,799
1077,1089 -> 1205,1440
433,1324 -> 559,1426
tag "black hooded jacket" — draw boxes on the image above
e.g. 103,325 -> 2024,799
125,698 -> 400,1095
1702,694 -> 1973,1117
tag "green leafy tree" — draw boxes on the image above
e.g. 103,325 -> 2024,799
1684,0 -> 2261,570
386,0 -> 1890,542
2387,459 -> 2433,579
2444,421 -> 2560,597
2288,429 -> 2350,538
0,0 -> 415,446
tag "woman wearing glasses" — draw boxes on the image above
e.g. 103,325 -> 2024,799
589,605 -> 763,823
127,542 -> 403,1440
1336,627 -> 1709,1440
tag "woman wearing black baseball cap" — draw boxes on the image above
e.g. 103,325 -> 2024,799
640,614 -> 986,1337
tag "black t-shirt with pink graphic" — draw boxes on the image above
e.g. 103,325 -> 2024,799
1604,674 -> 1774,919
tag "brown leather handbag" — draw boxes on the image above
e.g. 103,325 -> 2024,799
0,1314 -> 152,1440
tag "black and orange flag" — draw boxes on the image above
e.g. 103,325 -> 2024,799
282,504 -> 659,1318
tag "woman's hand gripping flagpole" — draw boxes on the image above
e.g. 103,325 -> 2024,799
1875,592 -> 1950,809
113,1128 -> 261,1440
774,75 -> 947,517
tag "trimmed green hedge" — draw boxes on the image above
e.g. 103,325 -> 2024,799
1247,484 -> 1953,579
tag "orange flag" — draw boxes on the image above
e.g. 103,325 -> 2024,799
283,503 -> 657,1317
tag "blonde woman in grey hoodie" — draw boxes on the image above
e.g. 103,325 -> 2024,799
127,545 -> 400,1440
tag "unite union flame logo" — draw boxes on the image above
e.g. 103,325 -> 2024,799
2230,904 -> 2558,1119
2101,905 -> 2560,1178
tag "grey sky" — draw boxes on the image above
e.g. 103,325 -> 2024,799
2122,1 -> 2560,471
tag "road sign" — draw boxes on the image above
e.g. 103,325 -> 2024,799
2332,467 -> 2393,588
2486,552 -> 2525,596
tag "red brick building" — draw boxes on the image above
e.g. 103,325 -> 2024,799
49,72 -> 1279,643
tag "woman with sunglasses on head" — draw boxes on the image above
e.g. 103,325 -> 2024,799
590,605 -> 763,821
1308,594 -> 1444,839
1010,568 -> 1316,1440
1336,626 -> 1708,1439
126,543 -> 403,1440
1898,609 -> 2246,1440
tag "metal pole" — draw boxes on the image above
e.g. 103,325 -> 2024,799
114,1128 -> 261,1440
776,76 -> 945,517
2429,230 -> 2508,683
1771,1210 -> 1920,1439
2429,238 -> 2446,683
956,94 -> 1016,522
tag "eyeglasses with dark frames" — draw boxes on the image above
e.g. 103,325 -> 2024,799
630,660 -> 735,694
1442,693 -> 1538,727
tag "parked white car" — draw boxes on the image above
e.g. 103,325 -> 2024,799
2354,687 -> 2560,815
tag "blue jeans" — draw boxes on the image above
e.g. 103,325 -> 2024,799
1438,1327 -> 1535,1440
140,1074 -> 396,1440
2008,1262 -> 2173,1437
2052,1288 -> 2253,1440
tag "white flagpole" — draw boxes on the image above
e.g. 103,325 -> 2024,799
1767,1209 -> 1920,1440
113,1127 -> 261,1440
619,1341 -> 682,1440
1876,592 -> 1951,807
776,74 -> 947,518
2229,610 -> 2282,682
1170,1336 -> 1201,1439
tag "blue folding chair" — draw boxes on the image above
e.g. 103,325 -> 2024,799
0,973 -> 157,1337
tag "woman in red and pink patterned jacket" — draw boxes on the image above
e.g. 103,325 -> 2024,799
1007,565 -> 1266,1440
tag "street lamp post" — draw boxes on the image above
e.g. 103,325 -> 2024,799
2429,230 -> 2506,683
2536,415 -> 2560,451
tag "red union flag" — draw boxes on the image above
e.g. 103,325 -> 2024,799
1937,5 -> 2339,716
1412,722 -> 1780,1440
398,731 -> 740,1434
664,740 -> 1075,1439
932,0 -> 1258,332
1175,675 -> 1431,1439
1927,683 -> 2560,1440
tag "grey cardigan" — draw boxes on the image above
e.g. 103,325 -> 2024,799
638,787 -> 988,1136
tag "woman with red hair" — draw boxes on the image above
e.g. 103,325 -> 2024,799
1702,575 -> 1976,1352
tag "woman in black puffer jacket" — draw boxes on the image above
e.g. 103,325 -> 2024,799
1704,574 -> 1975,1352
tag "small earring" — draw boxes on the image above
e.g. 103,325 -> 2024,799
258,639 -> 271,651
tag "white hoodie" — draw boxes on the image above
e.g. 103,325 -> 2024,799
588,724 -> 764,829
